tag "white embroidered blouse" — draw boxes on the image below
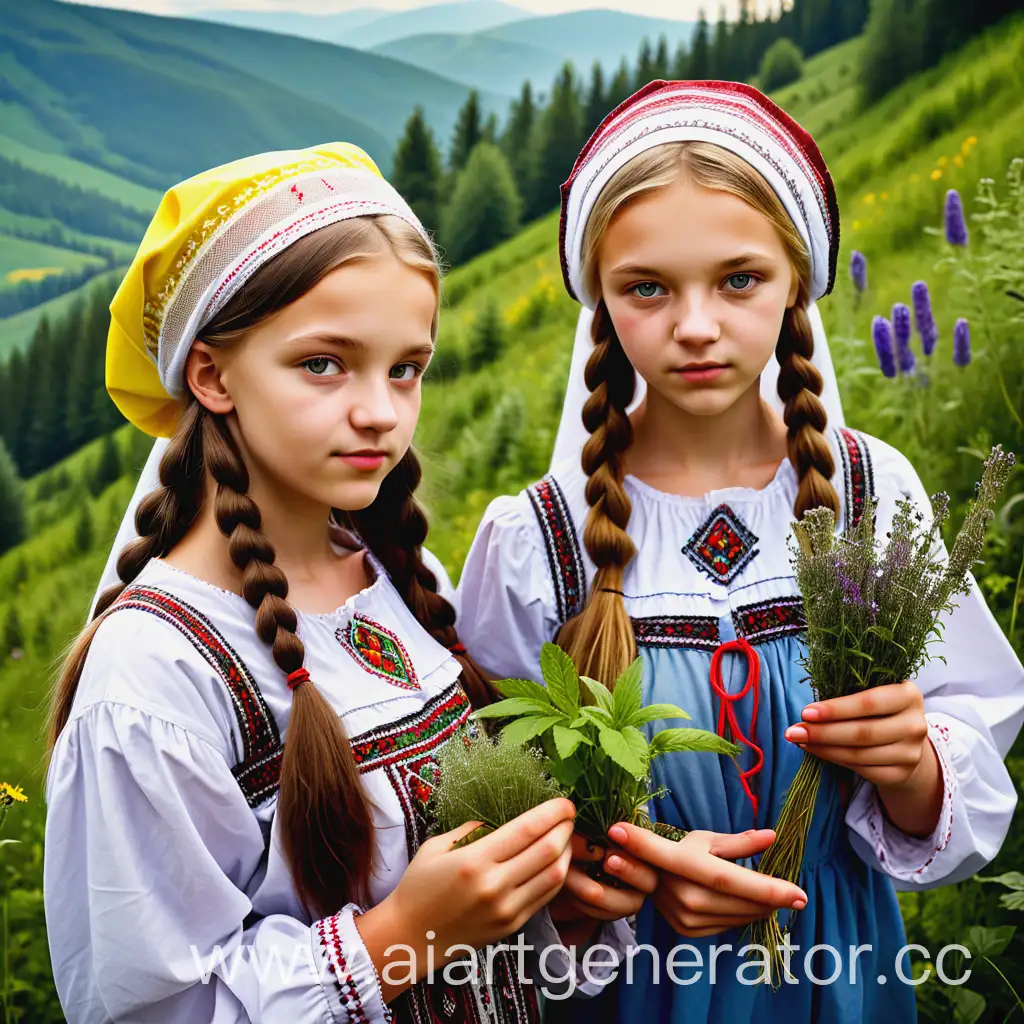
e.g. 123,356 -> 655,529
44,541 -> 626,1024
454,427 -> 1024,890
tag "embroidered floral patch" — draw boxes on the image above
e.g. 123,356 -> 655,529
336,616 -> 419,690
632,615 -> 720,652
683,504 -> 759,584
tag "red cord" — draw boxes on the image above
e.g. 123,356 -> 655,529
709,637 -> 764,816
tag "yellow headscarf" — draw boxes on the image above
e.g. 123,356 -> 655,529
107,142 -> 430,437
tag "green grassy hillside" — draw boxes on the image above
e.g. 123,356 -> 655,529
1,16 -> 1023,1020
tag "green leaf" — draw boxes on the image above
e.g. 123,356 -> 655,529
553,724 -> 585,760
581,676 -> 614,714
628,703 -> 692,726
649,728 -> 741,758
499,715 -> 563,747
965,924 -> 1016,959
950,987 -> 986,1024
495,678 -> 553,705
975,871 -> 1024,891
579,705 -> 614,729
541,642 -> 581,715
472,697 -> 560,720
1000,891 -> 1024,912
598,727 -> 647,779
0,839 -> 20,848
546,757 -> 585,788
622,725 -> 650,766
612,658 -> 644,725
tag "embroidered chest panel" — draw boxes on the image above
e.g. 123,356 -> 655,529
527,476 -> 585,623
349,683 -> 473,856
683,503 -> 760,584
336,615 -> 420,691
108,586 -> 283,807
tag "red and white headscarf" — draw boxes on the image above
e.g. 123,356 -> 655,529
550,80 -> 845,471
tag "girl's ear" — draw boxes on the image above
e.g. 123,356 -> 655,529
185,341 -> 234,416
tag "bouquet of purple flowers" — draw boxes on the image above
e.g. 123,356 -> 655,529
751,445 -> 1015,978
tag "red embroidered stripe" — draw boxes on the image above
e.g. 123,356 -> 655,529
349,684 -> 472,772
632,615 -> 720,652
316,914 -> 370,1024
837,428 -> 875,531
527,476 -> 585,624
732,597 -> 806,645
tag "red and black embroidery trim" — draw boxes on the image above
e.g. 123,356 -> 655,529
527,475 -> 585,623
837,427 -> 875,531
315,913 -> 375,1024
109,586 -> 282,807
350,684 -> 473,856
632,615 -> 720,652
733,596 -> 806,645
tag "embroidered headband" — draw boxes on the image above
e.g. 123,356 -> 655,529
106,142 -> 432,438
558,80 -> 840,309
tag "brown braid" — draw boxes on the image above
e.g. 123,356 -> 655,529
557,301 -> 639,685
351,450 -> 498,709
775,296 -> 840,519
202,411 -> 374,917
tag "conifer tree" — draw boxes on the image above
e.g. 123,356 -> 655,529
501,81 -> 539,211
689,10 -> 712,79
634,38 -> 655,90
391,106 -> 443,235
532,64 -> 584,219
449,90 -> 483,174
584,62 -> 607,134
652,35 -> 670,81
0,439 -> 26,555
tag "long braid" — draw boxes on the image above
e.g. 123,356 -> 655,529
202,413 -> 374,918
351,451 -> 499,709
47,406 -> 206,751
558,301 -> 638,685
776,299 -> 840,518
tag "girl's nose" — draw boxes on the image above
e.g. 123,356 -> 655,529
348,380 -> 400,433
672,294 -> 722,345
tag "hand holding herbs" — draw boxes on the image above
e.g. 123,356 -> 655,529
430,642 -> 740,848
751,444 -> 1015,980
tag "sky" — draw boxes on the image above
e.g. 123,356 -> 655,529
65,0 -> 748,20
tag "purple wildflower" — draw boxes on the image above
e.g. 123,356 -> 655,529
911,281 -> 939,356
850,250 -> 867,293
892,302 -> 915,374
944,190 -> 969,246
872,315 -> 897,378
839,573 -> 863,605
953,317 -> 971,367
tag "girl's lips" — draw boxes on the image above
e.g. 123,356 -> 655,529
676,364 -> 728,382
337,452 -> 387,471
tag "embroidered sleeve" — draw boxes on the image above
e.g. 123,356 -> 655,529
44,700 -> 347,1023
314,905 -> 393,1024
454,491 -> 565,681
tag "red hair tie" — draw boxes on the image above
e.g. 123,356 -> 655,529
449,643 -> 467,656
286,668 -> 310,691
709,637 -> 764,817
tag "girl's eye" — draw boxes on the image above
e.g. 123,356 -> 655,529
632,281 -> 664,299
302,356 -> 341,376
390,363 -> 422,382
725,273 -> 758,292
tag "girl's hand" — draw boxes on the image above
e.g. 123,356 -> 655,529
606,823 -> 808,939
784,680 -> 944,837
360,797 -> 575,997
548,834 -> 659,929
784,680 -> 931,787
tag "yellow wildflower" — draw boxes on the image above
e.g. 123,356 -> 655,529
931,169 -> 943,181
968,136 -> 978,146
953,154 -> 964,167
910,172 -> 921,183
0,782 -> 28,804
938,156 -> 949,168
852,220 -> 862,232
864,193 -> 876,205
880,192 -> 889,201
